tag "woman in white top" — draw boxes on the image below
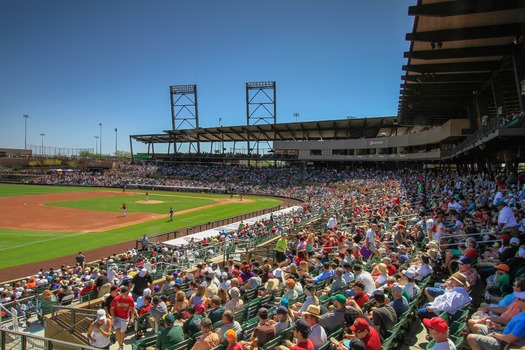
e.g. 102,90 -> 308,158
87,309 -> 112,349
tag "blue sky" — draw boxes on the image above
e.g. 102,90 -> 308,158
0,1 -> 414,154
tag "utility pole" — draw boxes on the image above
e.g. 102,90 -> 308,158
99,122 -> 102,155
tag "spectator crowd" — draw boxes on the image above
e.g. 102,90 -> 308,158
3,164 -> 525,350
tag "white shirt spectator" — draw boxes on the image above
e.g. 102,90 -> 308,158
493,191 -> 504,205
327,216 -> 337,230
415,265 -> 433,282
356,271 -> 375,294
219,279 -> 231,291
365,228 -> 376,245
342,271 -> 355,283
498,206 -> 518,229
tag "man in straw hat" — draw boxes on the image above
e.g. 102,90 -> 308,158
418,272 -> 471,320
301,305 -> 327,350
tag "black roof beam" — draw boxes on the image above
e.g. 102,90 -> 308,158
402,73 -> 490,83
400,96 -> 469,102
400,83 -> 481,91
408,0 -> 524,17
400,91 -> 474,98
406,23 -> 523,42
403,61 -> 500,73
404,45 -> 511,60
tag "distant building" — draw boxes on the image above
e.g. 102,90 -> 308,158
0,148 -> 32,158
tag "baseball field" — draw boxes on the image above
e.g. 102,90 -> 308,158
0,184 -> 282,271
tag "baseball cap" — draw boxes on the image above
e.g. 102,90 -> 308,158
392,283 -> 404,294
510,237 -> 520,246
495,200 -> 505,206
163,313 -> 175,326
330,294 -> 347,305
274,306 -> 288,315
423,317 -> 448,334
457,256 -> 472,265
372,290 -> 385,302
258,308 -> 269,318
229,287 -> 240,299
350,318 -> 370,332
294,319 -> 310,334
225,329 -> 237,342
96,309 -> 106,320
501,234 -> 512,241
494,264 -> 510,272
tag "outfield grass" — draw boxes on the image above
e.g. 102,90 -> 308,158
47,193 -> 218,214
0,184 -> 282,269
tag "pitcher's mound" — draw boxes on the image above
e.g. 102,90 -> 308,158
135,200 -> 164,204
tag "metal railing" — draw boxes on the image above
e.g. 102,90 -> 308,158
0,329 -> 98,350
437,230 -> 500,248
136,205 -> 284,250
442,113 -> 525,159
51,306 -> 97,337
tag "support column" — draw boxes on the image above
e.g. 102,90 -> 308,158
491,79 -> 506,117
474,95 -> 490,127
467,102 -> 479,132
511,43 -> 525,112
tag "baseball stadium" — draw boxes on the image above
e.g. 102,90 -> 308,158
1,1 -> 525,350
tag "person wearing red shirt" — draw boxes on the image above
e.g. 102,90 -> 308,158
281,319 -> 314,350
79,280 -> 97,297
349,318 -> 381,350
347,281 -> 369,308
110,286 -> 135,350
225,329 -> 244,350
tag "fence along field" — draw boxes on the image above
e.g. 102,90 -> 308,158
0,184 -> 281,269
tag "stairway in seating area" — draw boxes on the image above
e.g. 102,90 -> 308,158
46,306 -> 97,345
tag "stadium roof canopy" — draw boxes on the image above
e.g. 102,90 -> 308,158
131,116 -> 399,144
398,0 -> 525,126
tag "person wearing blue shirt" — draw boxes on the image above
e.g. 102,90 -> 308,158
467,291 -> 525,350
313,262 -> 334,284
418,272 -> 471,320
